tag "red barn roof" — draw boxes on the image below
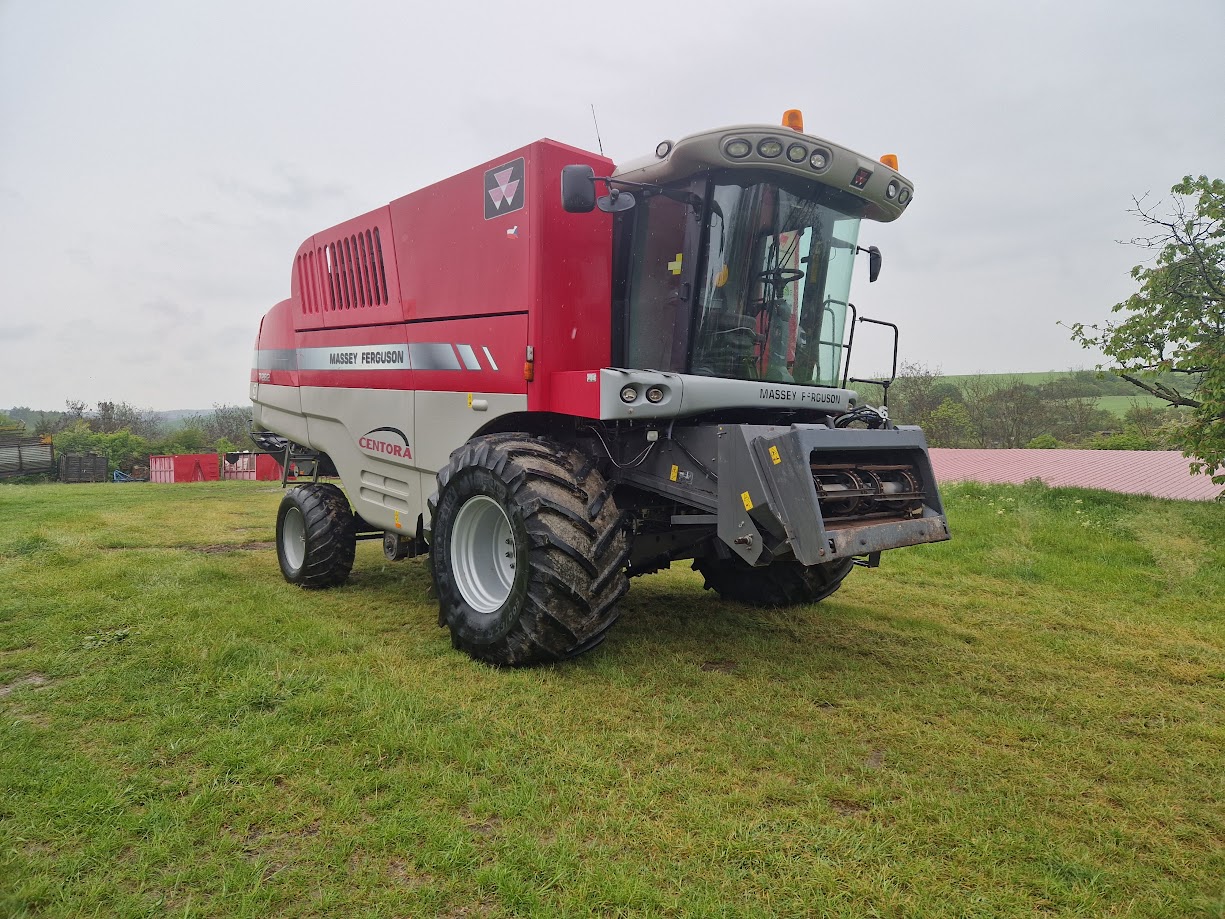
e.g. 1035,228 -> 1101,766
929,449 -> 1222,501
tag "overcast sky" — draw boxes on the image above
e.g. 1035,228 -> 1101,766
2,0 -> 1223,412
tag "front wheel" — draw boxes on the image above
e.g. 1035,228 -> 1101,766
692,554 -> 854,607
276,483 -> 356,588
429,435 -> 629,667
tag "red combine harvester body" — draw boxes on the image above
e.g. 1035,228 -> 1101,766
252,112 -> 950,666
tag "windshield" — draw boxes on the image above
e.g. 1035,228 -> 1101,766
691,175 -> 861,387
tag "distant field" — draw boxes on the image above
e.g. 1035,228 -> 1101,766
940,371 -> 1069,387
865,372 -> 1177,420
2,481 -> 1222,917
1094,393 -> 1172,417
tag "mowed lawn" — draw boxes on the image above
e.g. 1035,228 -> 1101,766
1,481 -> 1222,918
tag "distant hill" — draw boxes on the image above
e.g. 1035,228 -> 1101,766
854,370 -> 1190,420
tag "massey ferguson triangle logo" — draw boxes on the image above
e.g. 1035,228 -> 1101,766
484,157 -> 525,220
358,426 -> 412,460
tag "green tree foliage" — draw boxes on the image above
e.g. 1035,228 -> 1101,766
881,364 -> 972,447
1026,434 -> 1061,449
877,366 -> 1118,448
150,426 -> 209,456
93,401 -> 158,438
189,404 -> 253,449
924,399 -> 973,447
1069,175 -> 1225,486
52,421 -> 151,473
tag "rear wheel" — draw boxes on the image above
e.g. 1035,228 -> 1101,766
276,483 -> 356,588
429,435 -> 628,667
692,554 -> 854,607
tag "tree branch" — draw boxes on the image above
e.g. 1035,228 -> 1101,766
1118,373 -> 1201,408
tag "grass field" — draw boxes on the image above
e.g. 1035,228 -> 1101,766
2,481 -> 1223,917
939,372 -> 1071,388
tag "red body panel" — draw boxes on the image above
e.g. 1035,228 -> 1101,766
389,157 -> 531,322
527,142 -> 616,413
257,139 -> 614,410
548,371 -> 602,418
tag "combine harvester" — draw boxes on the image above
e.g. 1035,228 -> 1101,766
251,109 -> 950,665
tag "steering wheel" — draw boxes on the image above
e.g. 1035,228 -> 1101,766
758,268 -> 805,289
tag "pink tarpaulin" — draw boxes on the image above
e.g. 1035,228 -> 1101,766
929,449 -> 1222,501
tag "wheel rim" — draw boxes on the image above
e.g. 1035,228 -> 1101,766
282,506 -> 306,571
451,495 -> 516,614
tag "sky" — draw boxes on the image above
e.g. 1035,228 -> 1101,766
2,0 -> 1223,412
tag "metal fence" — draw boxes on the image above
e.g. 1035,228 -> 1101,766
0,436 -> 55,478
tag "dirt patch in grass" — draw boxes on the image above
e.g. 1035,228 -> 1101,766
97,542 -> 275,553
461,809 -> 502,838
0,672 -> 50,697
188,542 -> 275,553
385,856 -> 435,888
829,798 -> 870,817
440,899 -> 498,918
700,659 -> 738,673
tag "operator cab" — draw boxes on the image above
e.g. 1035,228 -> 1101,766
616,169 -> 865,388
565,112 -> 911,400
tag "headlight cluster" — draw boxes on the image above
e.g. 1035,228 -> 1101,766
722,135 -> 832,174
619,384 -> 668,404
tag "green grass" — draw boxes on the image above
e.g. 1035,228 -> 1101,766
1,481 -> 1223,917
939,372 -> 1071,388
1093,393 -> 1173,418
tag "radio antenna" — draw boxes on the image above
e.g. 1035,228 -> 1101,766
590,104 -> 604,157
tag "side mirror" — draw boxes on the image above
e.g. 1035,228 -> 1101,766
868,245 -> 882,283
561,165 -> 596,212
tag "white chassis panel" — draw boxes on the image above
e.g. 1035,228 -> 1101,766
253,384 -> 527,533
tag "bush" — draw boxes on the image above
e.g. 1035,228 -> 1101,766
1026,434 -> 1062,449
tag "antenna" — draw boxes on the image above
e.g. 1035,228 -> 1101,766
590,104 -> 604,157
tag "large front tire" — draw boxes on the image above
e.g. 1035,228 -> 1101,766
692,554 -> 854,607
276,484 -> 356,588
430,435 -> 628,667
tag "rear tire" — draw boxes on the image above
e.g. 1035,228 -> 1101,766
692,554 -> 854,607
429,435 -> 628,667
276,483 -> 356,588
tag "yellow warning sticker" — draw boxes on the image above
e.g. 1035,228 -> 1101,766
670,464 -> 679,482
769,445 -> 782,465
394,510 -> 402,530
668,253 -> 683,275
741,491 -> 753,511
467,392 -> 474,408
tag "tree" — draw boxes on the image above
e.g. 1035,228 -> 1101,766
1041,390 -> 1115,444
93,401 -> 158,438
185,404 -> 253,449
1069,176 -> 1225,487
924,398 -> 973,447
885,363 -> 963,426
